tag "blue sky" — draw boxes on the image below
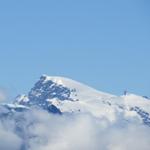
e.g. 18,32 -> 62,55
0,0 -> 150,99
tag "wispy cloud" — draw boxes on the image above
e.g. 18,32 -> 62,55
0,89 -> 7,102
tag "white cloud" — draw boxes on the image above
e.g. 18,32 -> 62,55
0,122 -> 22,150
26,110 -> 150,150
0,109 -> 150,150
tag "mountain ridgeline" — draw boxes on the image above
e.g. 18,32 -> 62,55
1,75 -> 150,126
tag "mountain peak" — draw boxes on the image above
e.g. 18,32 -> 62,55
40,74 -> 77,86
39,75 -> 113,96
14,75 -> 114,109
7,75 -> 150,127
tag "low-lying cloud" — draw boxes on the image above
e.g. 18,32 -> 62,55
0,109 -> 150,150
0,122 -> 22,150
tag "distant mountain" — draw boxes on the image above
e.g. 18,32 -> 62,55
10,74 -> 150,126
0,75 -> 150,150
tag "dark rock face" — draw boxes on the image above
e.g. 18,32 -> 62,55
28,75 -> 73,104
130,106 -> 150,126
14,75 -> 76,114
16,75 -> 76,114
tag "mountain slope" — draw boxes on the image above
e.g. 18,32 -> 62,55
12,75 -> 150,126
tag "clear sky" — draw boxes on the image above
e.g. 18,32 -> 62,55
0,0 -> 150,100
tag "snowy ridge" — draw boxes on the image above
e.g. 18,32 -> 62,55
40,74 -> 115,100
122,94 -> 150,113
11,75 -> 150,126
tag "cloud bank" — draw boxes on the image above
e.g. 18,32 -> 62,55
0,122 -> 21,150
0,109 -> 150,150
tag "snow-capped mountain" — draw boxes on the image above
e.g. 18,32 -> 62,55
0,75 -> 150,150
11,75 -> 150,126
